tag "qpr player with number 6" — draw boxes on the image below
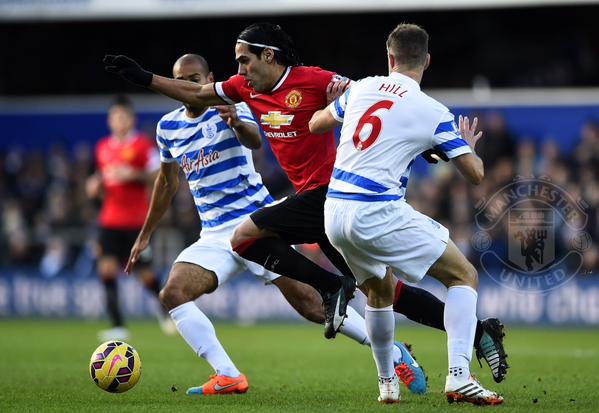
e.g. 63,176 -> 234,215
309,23 -> 504,405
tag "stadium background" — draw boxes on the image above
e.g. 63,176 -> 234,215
2,2 -> 599,412
1,2 -> 599,323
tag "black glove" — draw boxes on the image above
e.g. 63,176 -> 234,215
103,55 -> 153,87
421,149 -> 449,164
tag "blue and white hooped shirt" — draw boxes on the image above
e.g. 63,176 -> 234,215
327,72 -> 472,202
156,103 -> 273,234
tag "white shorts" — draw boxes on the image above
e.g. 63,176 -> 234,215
324,198 -> 449,285
174,227 -> 280,285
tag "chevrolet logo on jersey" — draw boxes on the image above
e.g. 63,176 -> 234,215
260,111 -> 294,129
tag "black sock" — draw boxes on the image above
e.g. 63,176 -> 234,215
234,237 -> 342,296
103,278 -> 124,327
394,281 -> 484,341
317,238 -> 354,278
393,281 -> 445,330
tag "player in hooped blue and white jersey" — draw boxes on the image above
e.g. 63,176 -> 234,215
125,53 -> 422,397
157,89 -> 272,233
310,24 -> 503,405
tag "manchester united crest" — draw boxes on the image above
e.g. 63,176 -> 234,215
472,176 -> 591,292
284,89 -> 303,108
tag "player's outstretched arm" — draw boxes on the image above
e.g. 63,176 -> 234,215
452,115 -> 485,185
103,55 -> 224,107
125,162 -> 180,274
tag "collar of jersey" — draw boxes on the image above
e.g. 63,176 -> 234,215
181,106 -> 213,123
268,66 -> 292,93
389,72 -> 420,90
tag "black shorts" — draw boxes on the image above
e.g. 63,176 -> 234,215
98,228 -> 152,266
250,186 -> 353,277
251,186 -> 327,245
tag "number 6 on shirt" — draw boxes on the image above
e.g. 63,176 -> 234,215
353,100 -> 395,151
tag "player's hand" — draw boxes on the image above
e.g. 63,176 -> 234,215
215,105 -> 242,129
421,149 -> 449,164
103,55 -> 153,87
85,174 -> 102,198
326,77 -> 350,105
125,235 -> 150,275
459,115 -> 484,151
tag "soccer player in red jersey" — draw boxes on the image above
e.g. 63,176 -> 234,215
103,23 -> 508,382
87,96 -> 175,341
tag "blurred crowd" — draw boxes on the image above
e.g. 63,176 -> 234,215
407,113 -> 599,275
1,111 -> 598,278
0,139 -> 202,277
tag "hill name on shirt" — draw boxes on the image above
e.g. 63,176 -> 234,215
379,82 -> 409,98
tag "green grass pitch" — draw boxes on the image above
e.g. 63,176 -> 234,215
1,320 -> 598,412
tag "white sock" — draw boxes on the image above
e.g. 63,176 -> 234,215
169,301 -> 240,378
339,306 -> 370,345
365,305 -> 395,378
339,307 -> 403,363
444,285 -> 478,378
392,343 -> 402,365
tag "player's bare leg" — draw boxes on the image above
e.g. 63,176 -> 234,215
427,240 -> 503,405
160,263 -> 248,396
361,269 -> 400,403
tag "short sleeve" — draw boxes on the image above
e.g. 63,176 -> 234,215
215,75 -> 245,104
329,88 -> 351,122
235,102 -> 258,126
155,124 -> 177,164
432,112 -> 472,159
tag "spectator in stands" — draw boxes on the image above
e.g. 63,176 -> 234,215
475,111 -> 516,169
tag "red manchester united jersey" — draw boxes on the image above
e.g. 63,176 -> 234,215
215,66 -> 340,193
95,132 -> 158,229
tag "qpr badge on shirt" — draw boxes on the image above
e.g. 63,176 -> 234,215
202,122 -> 218,140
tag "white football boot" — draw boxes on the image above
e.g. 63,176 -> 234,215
445,374 -> 503,405
377,375 -> 401,404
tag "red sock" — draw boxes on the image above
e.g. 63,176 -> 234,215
393,280 -> 404,311
232,238 -> 258,255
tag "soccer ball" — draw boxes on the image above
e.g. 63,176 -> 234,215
89,341 -> 142,393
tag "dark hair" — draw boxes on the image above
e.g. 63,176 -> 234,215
110,94 -> 135,114
386,23 -> 429,69
238,23 -> 302,67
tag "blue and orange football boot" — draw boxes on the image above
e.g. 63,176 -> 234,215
186,373 -> 249,396
394,342 -> 428,394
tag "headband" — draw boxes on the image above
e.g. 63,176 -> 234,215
236,39 -> 281,51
